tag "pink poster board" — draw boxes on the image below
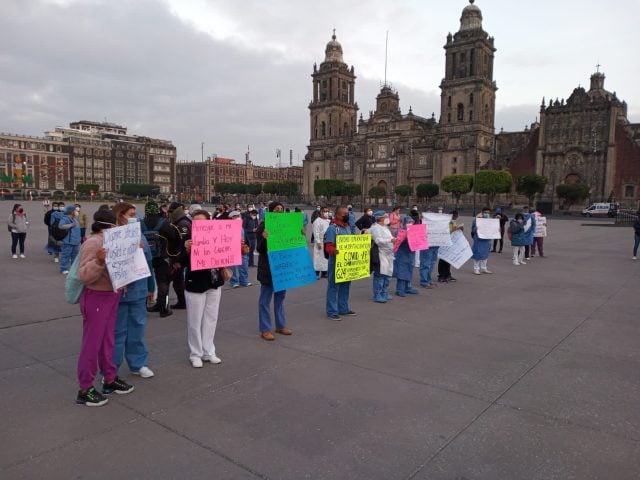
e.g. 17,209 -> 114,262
190,220 -> 242,271
407,224 -> 429,252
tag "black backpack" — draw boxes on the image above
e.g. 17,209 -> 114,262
51,218 -> 69,241
143,218 -> 168,259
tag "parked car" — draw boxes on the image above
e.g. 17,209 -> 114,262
581,202 -> 619,217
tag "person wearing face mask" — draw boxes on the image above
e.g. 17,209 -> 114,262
48,202 -> 65,263
111,203 -> 156,379
369,211 -> 395,303
509,213 -> 527,265
243,209 -> 260,267
346,205 -> 357,233
58,204 -> 82,274
389,206 -> 402,236
312,207 -> 331,279
8,203 -> 29,258
256,201 -> 292,340
471,207 -> 494,275
75,204 -> 88,243
229,211 -> 252,288
310,205 -> 323,244
355,208 -> 375,233
437,210 -> 463,282
393,215 -> 420,297
324,206 -> 358,320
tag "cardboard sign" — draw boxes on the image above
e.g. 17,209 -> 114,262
437,230 -> 473,269
475,218 -> 501,239
268,247 -> 317,292
407,224 -> 429,252
335,234 -> 371,283
534,217 -> 547,237
422,213 -> 453,247
190,219 -> 242,271
103,222 -> 151,291
265,212 -> 306,252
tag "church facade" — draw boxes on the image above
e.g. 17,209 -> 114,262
303,0 -> 640,207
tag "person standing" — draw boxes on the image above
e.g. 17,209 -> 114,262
355,208 -> 375,233
521,206 -> 536,260
437,210 -> 463,283
58,204 -> 81,275
76,209 -> 134,407
312,206 -> 331,279
8,203 -> 28,258
229,210 -> 252,288
168,203 -> 192,309
369,211 -> 394,303
417,210 -> 439,289
182,210 -> 226,367
389,206 -> 402,236
324,206 -> 358,320
531,212 -> 547,258
491,208 -> 508,253
75,204 -> 88,243
49,202 -> 65,263
394,215 -> 420,296
256,201 -> 293,340
510,213 -> 527,265
243,209 -> 259,267
471,207 -> 494,275
632,210 -> 640,260
42,197 -> 50,213
111,203 -> 156,379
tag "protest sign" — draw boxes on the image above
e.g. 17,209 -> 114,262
407,224 -> 429,252
265,212 -> 306,252
534,217 -> 547,237
104,222 -> 151,291
422,213 -> 452,246
475,218 -> 501,239
268,246 -> 317,292
437,230 -> 473,269
190,220 -> 242,271
335,234 -> 371,283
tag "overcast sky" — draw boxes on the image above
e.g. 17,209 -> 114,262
1,0 -> 638,167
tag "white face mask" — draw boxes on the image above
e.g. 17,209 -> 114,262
383,218 -> 390,226
127,217 -> 138,224
366,210 -> 373,215
323,212 -> 330,219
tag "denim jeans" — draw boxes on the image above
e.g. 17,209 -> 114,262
372,272 -> 390,302
60,243 -> 80,272
231,254 -> 250,286
258,284 -> 286,333
326,256 -> 351,316
246,235 -> 257,266
419,247 -> 439,286
10,232 -> 26,254
113,298 -> 149,372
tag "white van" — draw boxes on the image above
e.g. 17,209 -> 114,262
581,203 -> 619,217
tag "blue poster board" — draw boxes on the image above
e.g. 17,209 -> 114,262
268,246 -> 317,292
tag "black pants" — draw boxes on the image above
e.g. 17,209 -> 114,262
152,258 -> 172,312
525,245 -> 531,258
437,259 -> 451,279
246,234 -> 257,266
11,232 -> 26,254
171,265 -> 186,305
492,234 -> 504,252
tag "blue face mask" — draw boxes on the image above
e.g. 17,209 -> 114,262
127,217 -> 138,224
483,213 -> 490,218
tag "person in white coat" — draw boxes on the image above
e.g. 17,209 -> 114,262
312,207 -> 331,279
369,211 -> 395,303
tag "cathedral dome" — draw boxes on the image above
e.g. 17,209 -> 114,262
460,0 -> 483,31
324,31 -> 344,63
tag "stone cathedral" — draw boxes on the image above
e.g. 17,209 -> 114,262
302,0 -> 640,205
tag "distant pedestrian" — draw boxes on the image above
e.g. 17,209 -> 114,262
438,210 -> 463,282
369,211 -> 394,303
42,197 -> 50,213
75,204 -> 88,243
520,205 -> 536,260
510,213 -> 527,265
393,215 -> 420,296
632,210 -> 640,260
8,203 -> 28,258
355,208 -> 375,233
49,202 -> 65,263
169,203 -> 192,309
471,207 -> 493,275
312,207 -> 331,279
531,211 -> 547,258
491,208 -> 508,253
58,204 -> 81,275
389,206 -> 401,236
229,210 -> 252,288
243,209 -> 259,267
76,209 -> 134,407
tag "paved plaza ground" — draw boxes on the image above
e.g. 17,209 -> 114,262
1,202 -> 639,479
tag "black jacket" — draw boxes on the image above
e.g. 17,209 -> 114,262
243,215 -> 259,238
256,222 -> 273,286
143,215 -> 182,259
180,235 -> 225,293
355,214 -> 374,231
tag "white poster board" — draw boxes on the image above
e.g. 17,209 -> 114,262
475,218 -> 501,239
422,213 -> 453,247
103,223 -> 151,291
437,230 -> 473,269
534,217 -> 547,237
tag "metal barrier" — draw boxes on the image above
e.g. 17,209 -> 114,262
615,210 -> 639,226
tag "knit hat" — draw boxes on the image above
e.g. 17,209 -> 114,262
168,201 -> 182,213
268,201 -> 284,212
64,204 -> 76,215
373,210 -> 387,220
145,200 -> 160,215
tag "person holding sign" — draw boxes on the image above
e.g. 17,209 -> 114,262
531,211 -> 547,258
437,210 -> 463,282
369,211 -> 395,303
521,206 -> 536,260
256,202 -> 292,340
75,209 -> 134,407
393,216 -> 420,297
111,203 -> 156,379
181,210 -> 227,367
471,207 -> 494,275
324,206 -> 358,320
509,213 -> 528,265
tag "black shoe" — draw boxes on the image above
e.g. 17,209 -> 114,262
448,277 -> 457,282
340,311 -> 357,316
160,309 -> 173,318
102,377 -> 134,395
328,314 -> 342,321
146,303 -> 160,313
170,303 -> 186,310
76,386 -> 109,407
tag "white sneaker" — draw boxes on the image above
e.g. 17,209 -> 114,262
62,270 -> 69,275
513,261 -> 520,266
132,366 -> 155,378
481,269 -> 493,274
633,256 -> 637,260
19,254 -> 25,258
520,261 -> 527,265
473,270 -> 481,275
203,355 -> 222,364
190,357 -> 203,368
54,258 -> 59,263
12,254 -> 17,259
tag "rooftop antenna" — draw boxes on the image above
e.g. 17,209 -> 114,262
384,30 -> 389,86
596,62 -> 601,73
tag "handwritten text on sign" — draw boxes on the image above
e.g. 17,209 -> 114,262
103,222 -> 151,291
265,212 -> 306,252
335,234 -> 371,283
422,213 -> 453,247
191,220 -> 242,271
475,218 -> 501,239
407,224 -> 429,251
437,230 -> 473,270
268,246 -> 317,292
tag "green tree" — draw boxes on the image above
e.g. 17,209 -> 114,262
416,183 -> 440,204
76,183 -> 99,195
368,186 -> 386,199
119,183 -> 160,196
515,174 -> 547,206
475,170 -> 512,207
394,185 -> 413,205
214,183 -> 233,194
556,183 -> 590,209
22,175 -> 33,185
246,183 -> 262,195
441,174 -> 474,205
342,182 -> 362,198
314,179 -> 346,199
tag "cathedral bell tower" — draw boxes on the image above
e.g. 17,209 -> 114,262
304,31 -> 359,195
438,0 -> 497,176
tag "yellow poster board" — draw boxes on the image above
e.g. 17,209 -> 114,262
335,234 -> 371,283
